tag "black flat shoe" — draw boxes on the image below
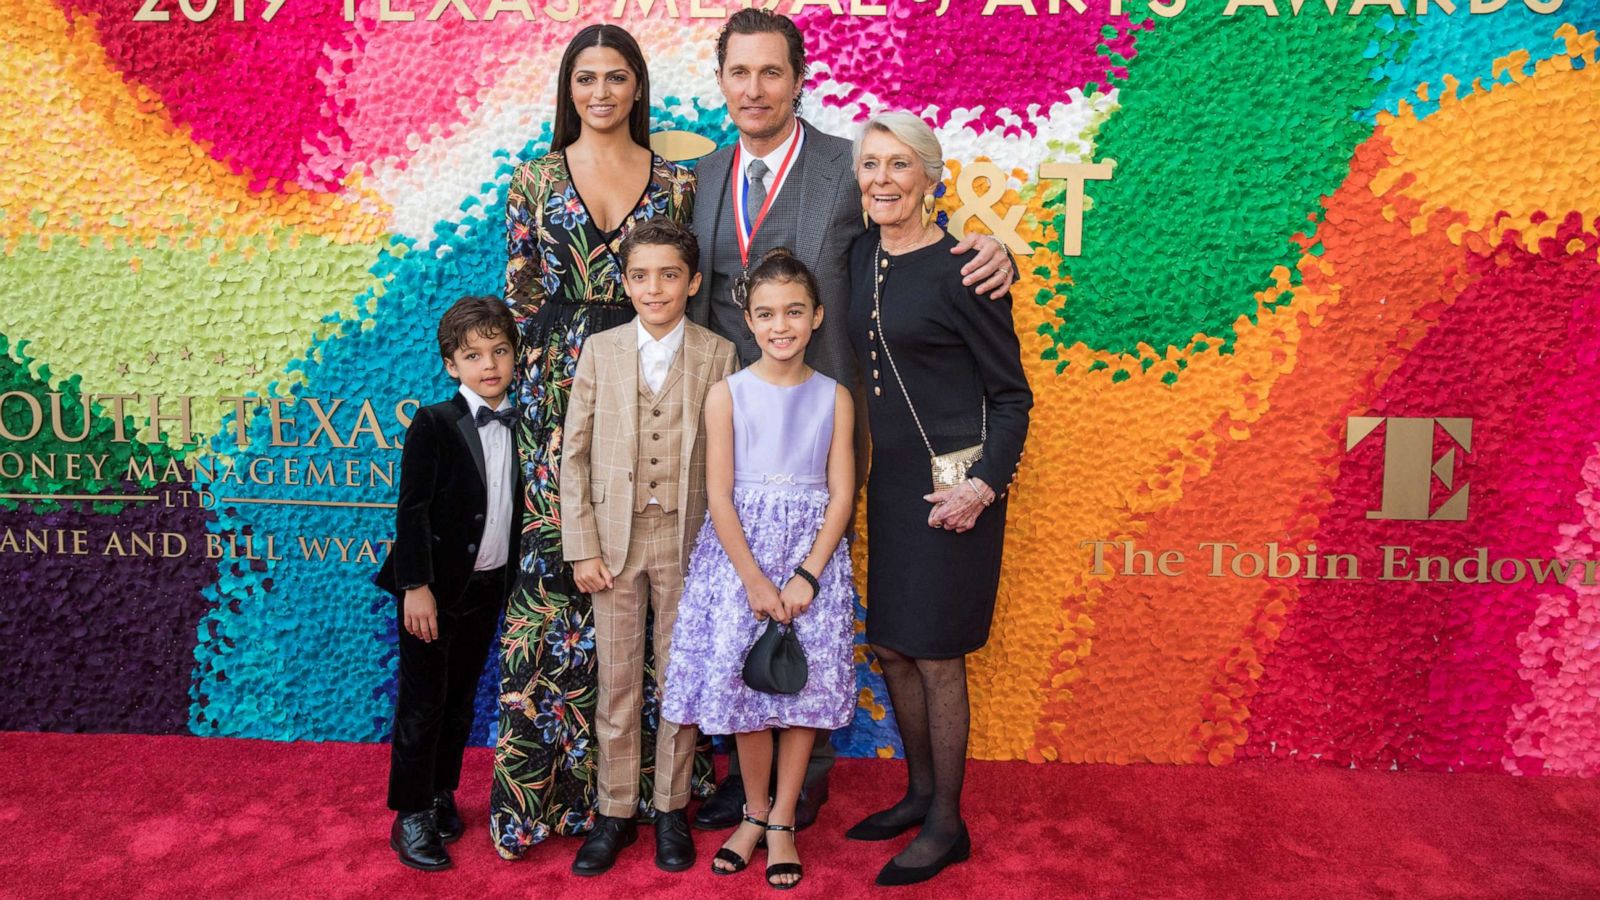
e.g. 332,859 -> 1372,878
572,814 -> 637,877
874,824 -> 971,887
654,809 -> 696,872
844,808 -> 926,841
711,809 -> 768,876
694,774 -> 746,831
794,777 -> 829,832
764,821 -> 803,891
390,810 -> 451,871
433,790 -> 463,843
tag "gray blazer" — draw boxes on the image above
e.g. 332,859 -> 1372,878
687,120 -> 865,388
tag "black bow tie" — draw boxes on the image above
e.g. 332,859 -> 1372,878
475,405 -> 517,429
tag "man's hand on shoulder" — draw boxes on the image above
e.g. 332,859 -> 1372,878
952,232 -> 1016,300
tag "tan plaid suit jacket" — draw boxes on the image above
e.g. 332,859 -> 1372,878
560,319 -> 739,573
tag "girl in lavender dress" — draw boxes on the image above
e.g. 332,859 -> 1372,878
663,248 -> 856,889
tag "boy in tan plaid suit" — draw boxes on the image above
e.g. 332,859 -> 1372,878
561,219 -> 739,876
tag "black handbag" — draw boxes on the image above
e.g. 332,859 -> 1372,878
741,621 -> 809,695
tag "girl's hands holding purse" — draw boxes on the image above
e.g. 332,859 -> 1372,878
779,577 -> 815,621
746,578 -> 789,624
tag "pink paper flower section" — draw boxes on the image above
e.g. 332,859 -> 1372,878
795,4 -> 1141,135
1505,450 -> 1600,777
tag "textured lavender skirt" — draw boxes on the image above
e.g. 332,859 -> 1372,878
662,486 -> 856,735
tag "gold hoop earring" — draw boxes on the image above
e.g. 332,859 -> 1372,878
921,193 -> 936,227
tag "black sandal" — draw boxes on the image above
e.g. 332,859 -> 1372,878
764,822 -> 803,891
711,808 -> 768,876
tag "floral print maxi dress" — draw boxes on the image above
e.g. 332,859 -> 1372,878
491,150 -> 713,857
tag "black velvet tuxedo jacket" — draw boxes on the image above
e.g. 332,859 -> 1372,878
375,393 -> 521,605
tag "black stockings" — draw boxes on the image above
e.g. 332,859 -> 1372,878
870,645 -> 969,866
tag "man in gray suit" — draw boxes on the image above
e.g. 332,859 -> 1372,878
686,8 -> 1015,832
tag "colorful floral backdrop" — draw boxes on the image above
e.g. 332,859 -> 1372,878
3,1 -> 1599,774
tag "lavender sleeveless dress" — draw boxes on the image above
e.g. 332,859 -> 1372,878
662,369 -> 856,734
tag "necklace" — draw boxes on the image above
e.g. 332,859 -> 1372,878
869,237 -> 988,443
879,224 -> 942,256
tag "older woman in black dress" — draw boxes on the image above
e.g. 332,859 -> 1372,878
844,112 -> 1032,886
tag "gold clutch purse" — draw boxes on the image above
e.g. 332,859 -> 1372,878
872,240 -> 988,492
931,443 -> 984,491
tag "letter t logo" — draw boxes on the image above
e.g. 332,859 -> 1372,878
1347,416 -> 1472,521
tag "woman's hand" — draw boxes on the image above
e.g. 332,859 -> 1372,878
779,576 -> 816,621
923,478 -> 994,533
747,578 -> 788,623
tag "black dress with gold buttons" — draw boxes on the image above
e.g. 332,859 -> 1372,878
846,230 -> 1033,658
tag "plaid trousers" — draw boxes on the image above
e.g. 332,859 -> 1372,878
593,505 -> 696,817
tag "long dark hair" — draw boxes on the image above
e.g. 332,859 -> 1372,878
551,25 -> 652,153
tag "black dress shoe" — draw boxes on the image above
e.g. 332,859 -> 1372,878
390,810 -> 451,871
794,777 -> 829,831
433,790 -> 463,843
654,809 -> 696,872
572,815 -> 637,877
693,775 -> 745,831
875,824 -> 971,887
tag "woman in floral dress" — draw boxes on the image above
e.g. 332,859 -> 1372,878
491,24 -> 712,858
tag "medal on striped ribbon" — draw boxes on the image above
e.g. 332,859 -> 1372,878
731,126 -> 805,267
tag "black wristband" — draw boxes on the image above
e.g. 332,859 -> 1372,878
791,565 -> 821,599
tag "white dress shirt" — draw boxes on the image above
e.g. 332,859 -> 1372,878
738,119 -> 803,207
637,317 -> 685,395
458,384 -> 514,571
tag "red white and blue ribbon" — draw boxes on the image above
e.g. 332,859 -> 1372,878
730,124 -> 805,267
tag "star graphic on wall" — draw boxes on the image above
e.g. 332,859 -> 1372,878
115,362 -> 130,376
145,351 -> 160,365
213,352 -> 228,365
244,363 -> 261,377
178,347 -> 193,361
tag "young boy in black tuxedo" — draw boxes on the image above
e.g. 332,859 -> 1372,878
376,296 -> 520,871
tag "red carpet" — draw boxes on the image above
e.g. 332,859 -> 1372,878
3,732 -> 1597,899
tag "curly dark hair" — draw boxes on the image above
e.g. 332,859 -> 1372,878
436,296 -> 516,360
715,8 -> 808,114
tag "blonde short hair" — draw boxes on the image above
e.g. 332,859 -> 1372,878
853,111 -> 944,183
